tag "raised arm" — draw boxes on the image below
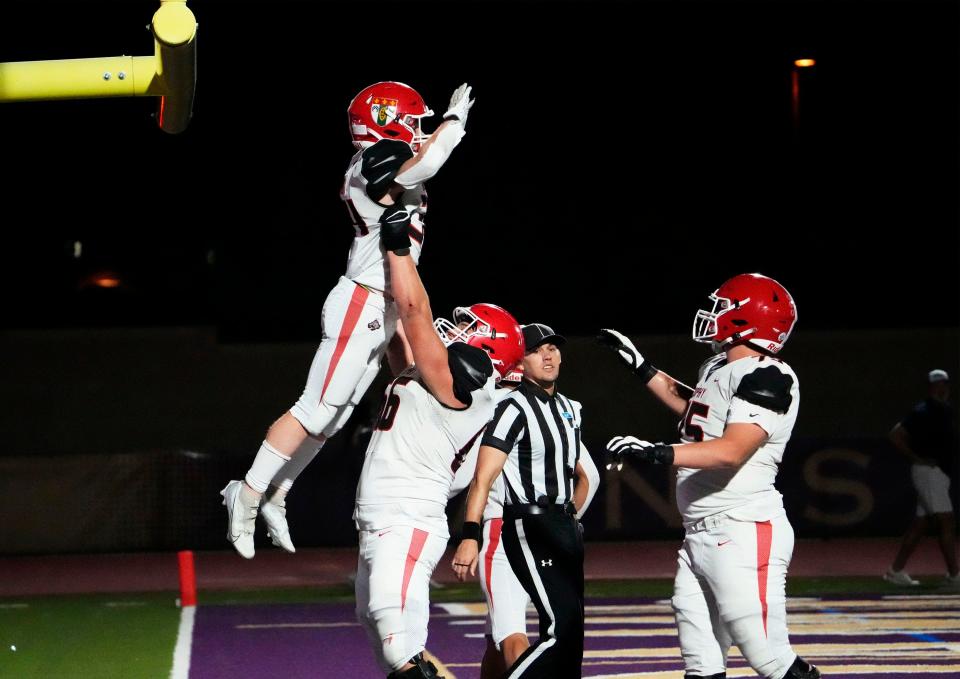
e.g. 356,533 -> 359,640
598,328 -> 692,416
381,208 -> 466,408
392,83 -> 475,188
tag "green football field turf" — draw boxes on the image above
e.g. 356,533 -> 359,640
1,576 -> 954,678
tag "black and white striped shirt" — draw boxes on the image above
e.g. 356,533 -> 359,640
481,380 -> 583,506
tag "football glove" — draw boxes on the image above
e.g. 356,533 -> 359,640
443,83 -> 475,128
606,435 -> 674,470
380,205 -> 412,254
598,328 -> 658,383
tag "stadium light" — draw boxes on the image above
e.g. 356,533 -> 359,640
791,57 -> 816,131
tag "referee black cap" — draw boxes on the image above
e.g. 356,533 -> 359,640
522,323 -> 566,352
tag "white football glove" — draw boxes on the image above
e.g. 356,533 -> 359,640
443,83 -> 475,129
598,328 -> 646,371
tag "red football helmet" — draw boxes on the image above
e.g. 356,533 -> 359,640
501,365 -> 525,387
692,273 -> 798,354
347,81 -> 433,151
434,303 -> 525,380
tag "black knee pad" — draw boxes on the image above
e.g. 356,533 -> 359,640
786,655 -> 821,679
387,653 -> 442,678
684,674 -> 726,679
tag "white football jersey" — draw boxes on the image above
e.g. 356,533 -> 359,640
675,354 -> 800,523
354,364 -> 497,537
448,389 -> 515,521
340,143 -> 426,293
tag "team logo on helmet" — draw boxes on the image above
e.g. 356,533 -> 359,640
371,97 -> 398,127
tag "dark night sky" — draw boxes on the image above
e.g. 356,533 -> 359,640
1,0 -> 957,340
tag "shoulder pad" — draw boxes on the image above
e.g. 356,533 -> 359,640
448,343 -> 494,404
698,354 -> 726,382
361,140 -> 414,202
735,365 -> 794,413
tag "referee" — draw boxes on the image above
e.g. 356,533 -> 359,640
453,323 -> 588,678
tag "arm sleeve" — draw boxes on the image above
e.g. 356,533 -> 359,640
481,398 -> 526,454
393,121 -> 465,188
360,139 -> 414,202
727,365 -> 795,435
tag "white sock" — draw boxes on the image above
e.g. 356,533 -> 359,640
245,441 -> 291,493
269,437 -> 325,499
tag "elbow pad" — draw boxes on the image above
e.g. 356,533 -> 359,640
394,121 -> 465,187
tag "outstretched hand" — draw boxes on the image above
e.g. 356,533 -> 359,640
444,83 -> 476,128
606,435 -> 675,469
597,328 -> 645,371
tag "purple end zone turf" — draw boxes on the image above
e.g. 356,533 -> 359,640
189,596 -> 960,678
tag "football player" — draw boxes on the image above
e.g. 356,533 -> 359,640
353,209 -> 524,678
221,81 -> 475,558
600,273 -> 821,679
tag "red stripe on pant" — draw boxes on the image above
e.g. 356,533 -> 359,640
318,284 -> 370,402
401,529 -> 428,611
484,519 -> 503,610
756,520 -> 773,636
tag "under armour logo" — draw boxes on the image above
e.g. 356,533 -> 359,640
368,319 -> 381,331
541,559 -> 553,567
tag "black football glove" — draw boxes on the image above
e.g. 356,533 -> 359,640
380,205 -> 412,255
605,435 -> 675,470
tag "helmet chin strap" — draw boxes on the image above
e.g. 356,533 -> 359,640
716,328 -> 757,352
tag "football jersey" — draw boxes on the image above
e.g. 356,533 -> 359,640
340,139 -> 426,293
448,389 -> 515,521
354,348 -> 497,537
675,354 -> 800,523
483,382 -> 584,507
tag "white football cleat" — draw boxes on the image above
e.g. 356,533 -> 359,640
221,480 -> 258,559
883,568 -> 919,586
260,498 -> 296,553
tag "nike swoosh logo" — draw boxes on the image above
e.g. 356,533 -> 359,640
718,540 -> 732,547
370,154 -> 399,168
749,413 -> 760,418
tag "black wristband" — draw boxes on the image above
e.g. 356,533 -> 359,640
461,521 -> 481,542
637,361 -> 658,384
651,444 -> 675,465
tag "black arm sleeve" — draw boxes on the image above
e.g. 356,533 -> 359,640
361,139 -> 414,202
448,343 -> 494,405
735,365 -> 794,413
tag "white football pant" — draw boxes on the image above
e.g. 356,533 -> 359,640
355,525 -> 447,673
672,513 -> 796,679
